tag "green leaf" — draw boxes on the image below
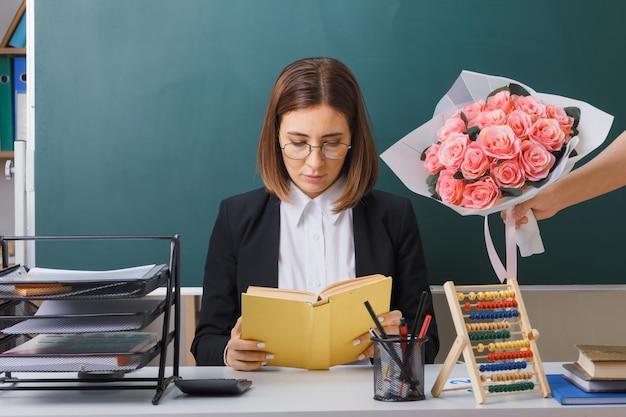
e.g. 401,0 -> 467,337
527,177 -> 550,188
508,83 -> 531,97
420,146 -> 430,161
500,187 -> 523,197
551,147 -> 567,169
460,111 -> 468,128
453,171 -> 465,180
426,173 -> 439,197
467,125 -> 480,141
564,106 -> 581,129
487,85 -> 510,99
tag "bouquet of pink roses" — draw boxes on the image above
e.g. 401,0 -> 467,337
381,70 -> 613,282
422,83 -> 579,210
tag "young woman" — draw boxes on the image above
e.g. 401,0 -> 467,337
191,57 -> 438,371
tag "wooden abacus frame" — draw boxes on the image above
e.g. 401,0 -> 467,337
431,279 -> 550,404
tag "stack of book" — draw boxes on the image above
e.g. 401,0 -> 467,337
564,344 -> 626,392
549,344 -> 626,406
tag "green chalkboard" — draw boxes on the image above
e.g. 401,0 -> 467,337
34,0 -> 626,286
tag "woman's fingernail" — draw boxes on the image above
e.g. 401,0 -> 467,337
358,354 -> 365,361
378,316 -> 384,323
261,361 -> 267,366
257,343 -> 266,349
352,339 -> 361,346
266,354 -> 274,360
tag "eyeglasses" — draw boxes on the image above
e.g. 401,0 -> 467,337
280,142 -> 351,160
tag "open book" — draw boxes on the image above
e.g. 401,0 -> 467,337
241,274 -> 392,370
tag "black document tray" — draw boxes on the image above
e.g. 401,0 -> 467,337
0,264 -> 169,300
0,299 -> 166,333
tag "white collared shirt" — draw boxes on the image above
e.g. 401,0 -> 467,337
278,178 -> 356,292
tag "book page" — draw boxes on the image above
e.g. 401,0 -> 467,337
319,274 -> 387,298
245,286 -> 319,302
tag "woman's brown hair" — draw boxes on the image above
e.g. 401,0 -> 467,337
257,57 -> 379,212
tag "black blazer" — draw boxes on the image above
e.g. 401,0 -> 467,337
191,188 -> 439,364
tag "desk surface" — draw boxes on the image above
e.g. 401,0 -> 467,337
0,363 -> 622,416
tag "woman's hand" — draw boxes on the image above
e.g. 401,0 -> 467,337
352,309 -> 403,360
225,317 -> 274,371
501,193 -> 560,229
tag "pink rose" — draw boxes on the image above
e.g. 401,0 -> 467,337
473,109 -> 507,130
424,144 -> 445,175
529,118 -> 566,152
461,175 -> 502,209
546,104 -> 574,137
460,99 -> 485,121
436,169 -> 466,206
520,139 -> 556,181
506,109 -> 533,140
476,125 -> 521,160
437,132 -> 470,171
486,90 -> 514,114
436,116 -> 467,142
490,159 -> 526,189
461,142 -> 490,180
513,95 -> 546,122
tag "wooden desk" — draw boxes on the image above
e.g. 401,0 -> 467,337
0,363 -> 622,416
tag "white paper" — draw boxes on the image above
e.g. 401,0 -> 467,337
4,264 -> 162,284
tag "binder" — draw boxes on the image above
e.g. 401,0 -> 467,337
7,11 -> 25,48
0,56 -> 14,151
12,56 -> 26,142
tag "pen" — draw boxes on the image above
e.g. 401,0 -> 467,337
363,300 -> 408,383
417,314 -> 432,347
404,291 -> 428,370
408,291 -> 428,344
364,300 -> 388,339
399,317 -> 408,358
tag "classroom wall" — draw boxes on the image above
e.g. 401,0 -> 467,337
32,0 -> 626,288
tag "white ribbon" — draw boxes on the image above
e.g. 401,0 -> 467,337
484,208 -> 545,283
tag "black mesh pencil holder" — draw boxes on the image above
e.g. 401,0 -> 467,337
371,335 -> 428,401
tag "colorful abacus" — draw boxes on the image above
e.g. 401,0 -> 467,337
431,279 -> 550,404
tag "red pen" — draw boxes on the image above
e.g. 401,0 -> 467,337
417,314 -> 432,346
